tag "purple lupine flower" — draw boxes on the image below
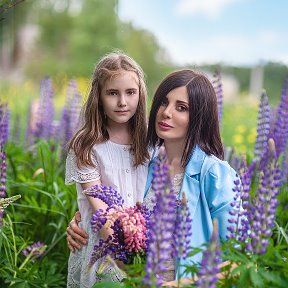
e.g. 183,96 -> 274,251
0,104 -> 9,145
172,192 -> 192,260
212,69 -> 223,126
246,139 -> 281,254
196,220 -> 222,288
229,153 -> 242,172
282,147 -> 288,184
84,184 -> 124,208
22,241 -> 47,260
270,78 -> 288,158
143,147 -> 178,287
59,79 -> 82,149
227,155 -> 253,242
0,147 -> 6,198
254,91 -> 270,160
33,77 -> 55,140
0,144 -> 7,226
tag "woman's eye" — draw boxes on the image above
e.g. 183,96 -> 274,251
177,105 -> 188,112
109,91 -> 118,96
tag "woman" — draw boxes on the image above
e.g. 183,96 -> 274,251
143,69 -> 238,280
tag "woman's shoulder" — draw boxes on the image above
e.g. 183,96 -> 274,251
203,154 -> 238,181
186,146 -> 237,177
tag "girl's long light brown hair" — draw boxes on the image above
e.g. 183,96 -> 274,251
69,51 -> 149,168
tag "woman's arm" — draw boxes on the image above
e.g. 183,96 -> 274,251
66,211 -> 88,252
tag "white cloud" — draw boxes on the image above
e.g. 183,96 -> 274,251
176,0 -> 241,17
159,30 -> 287,66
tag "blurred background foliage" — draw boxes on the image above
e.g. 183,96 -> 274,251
0,0 -> 288,155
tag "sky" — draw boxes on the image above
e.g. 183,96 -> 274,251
118,0 -> 288,67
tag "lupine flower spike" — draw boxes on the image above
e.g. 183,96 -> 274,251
196,220 -> 222,288
270,78 -> 288,158
59,79 -> 82,148
227,155 -> 252,242
22,241 -> 47,259
33,77 -> 55,141
212,68 -> 223,126
254,91 -> 270,160
246,138 -> 281,254
173,192 -> 192,260
143,147 -> 178,287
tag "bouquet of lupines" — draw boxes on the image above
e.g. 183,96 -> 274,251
83,184 -> 150,268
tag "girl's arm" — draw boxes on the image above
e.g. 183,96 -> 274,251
67,181 -> 117,252
81,180 -> 115,242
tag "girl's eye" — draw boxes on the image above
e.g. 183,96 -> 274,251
127,90 -> 136,95
109,91 -> 118,96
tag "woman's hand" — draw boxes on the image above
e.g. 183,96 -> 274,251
66,211 -> 88,252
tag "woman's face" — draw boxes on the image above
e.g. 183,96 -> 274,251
155,86 -> 189,144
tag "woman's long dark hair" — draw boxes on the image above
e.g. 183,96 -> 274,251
147,69 -> 224,166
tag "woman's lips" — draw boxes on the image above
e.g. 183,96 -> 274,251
158,121 -> 173,130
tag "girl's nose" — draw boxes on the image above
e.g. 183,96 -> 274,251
118,95 -> 127,107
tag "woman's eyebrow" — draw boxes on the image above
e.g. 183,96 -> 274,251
176,100 -> 189,105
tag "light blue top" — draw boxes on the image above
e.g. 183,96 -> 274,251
144,145 -> 239,279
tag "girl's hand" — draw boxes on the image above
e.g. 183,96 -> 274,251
66,211 -> 88,252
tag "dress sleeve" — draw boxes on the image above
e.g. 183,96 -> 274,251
65,150 -> 101,185
203,161 -> 239,240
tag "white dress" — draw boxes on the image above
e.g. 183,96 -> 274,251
65,140 -> 149,288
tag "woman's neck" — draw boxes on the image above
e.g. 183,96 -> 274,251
163,140 -> 185,176
107,122 -> 131,145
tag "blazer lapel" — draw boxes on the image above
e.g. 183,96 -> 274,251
179,146 -> 206,220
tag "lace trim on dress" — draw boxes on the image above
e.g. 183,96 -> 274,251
65,150 -> 101,185
172,173 -> 184,197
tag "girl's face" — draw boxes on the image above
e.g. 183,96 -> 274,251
155,86 -> 189,144
100,71 -> 140,127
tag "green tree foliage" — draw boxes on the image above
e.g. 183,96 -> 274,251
263,62 -> 288,103
24,0 -> 174,98
0,0 -> 25,21
119,22 -> 173,98
67,0 -> 120,76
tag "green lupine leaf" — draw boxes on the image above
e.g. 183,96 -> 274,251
249,267 -> 263,287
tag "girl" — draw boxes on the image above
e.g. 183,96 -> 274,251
65,51 -> 150,287
144,69 -> 238,281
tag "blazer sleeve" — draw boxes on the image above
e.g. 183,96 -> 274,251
203,161 -> 239,240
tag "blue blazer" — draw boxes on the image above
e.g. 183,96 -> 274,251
144,146 -> 238,279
